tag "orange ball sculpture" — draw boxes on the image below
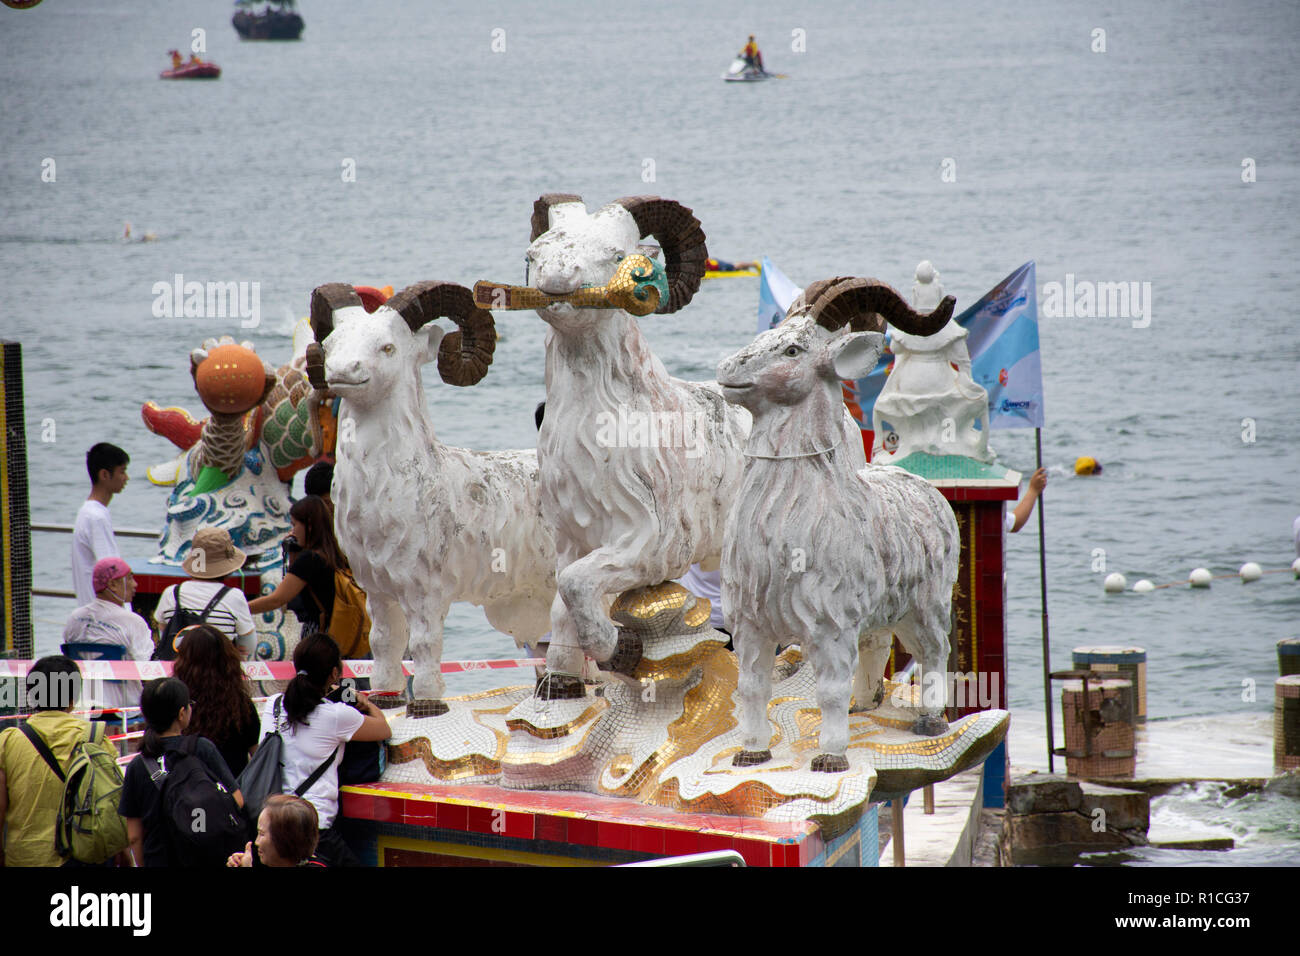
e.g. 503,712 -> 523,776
194,344 -> 266,414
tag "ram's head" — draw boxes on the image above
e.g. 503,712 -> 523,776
305,282 -> 496,407
719,277 -> 956,415
520,194 -> 708,331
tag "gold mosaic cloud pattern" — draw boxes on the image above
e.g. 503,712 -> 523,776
379,582 -> 1009,827
383,685 -> 532,786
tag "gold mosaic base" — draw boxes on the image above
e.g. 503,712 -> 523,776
383,685 -> 534,786
381,582 -> 1009,830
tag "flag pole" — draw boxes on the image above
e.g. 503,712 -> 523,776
1035,427 -> 1054,771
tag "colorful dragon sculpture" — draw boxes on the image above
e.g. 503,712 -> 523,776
139,286 -> 389,660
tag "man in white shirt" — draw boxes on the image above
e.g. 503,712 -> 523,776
71,443 -> 130,605
62,557 -> 154,711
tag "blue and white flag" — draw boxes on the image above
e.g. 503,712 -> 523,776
962,261 -> 1044,429
756,256 -> 802,333
758,260 -> 1045,430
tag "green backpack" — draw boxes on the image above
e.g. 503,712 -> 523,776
19,720 -> 129,864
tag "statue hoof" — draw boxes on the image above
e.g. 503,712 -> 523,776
732,749 -> 772,767
369,692 -> 408,711
597,630 -> 643,676
407,698 -> 450,719
535,673 -> 586,701
811,753 -> 849,773
911,714 -> 949,737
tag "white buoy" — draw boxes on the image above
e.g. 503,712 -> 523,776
1104,572 -> 1127,593
1239,562 -> 1262,582
1189,567 -> 1213,588
1133,579 -> 1155,593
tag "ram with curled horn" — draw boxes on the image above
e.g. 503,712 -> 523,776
306,280 -> 556,714
717,276 -> 960,772
473,195 -> 877,701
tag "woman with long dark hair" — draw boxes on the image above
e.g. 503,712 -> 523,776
172,624 -> 261,776
256,632 -> 389,866
118,677 -> 243,867
249,496 -> 346,634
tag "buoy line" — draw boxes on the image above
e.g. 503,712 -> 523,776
1104,559 -> 1300,594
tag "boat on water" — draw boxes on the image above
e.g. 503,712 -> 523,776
723,57 -> 770,82
232,0 -> 304,40
160,50 -> 220,80
704,256 -> 761,278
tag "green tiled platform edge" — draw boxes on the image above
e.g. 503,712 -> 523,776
888,452 -> 1021,487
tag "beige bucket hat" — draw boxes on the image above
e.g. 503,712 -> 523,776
182,527 -> 247,579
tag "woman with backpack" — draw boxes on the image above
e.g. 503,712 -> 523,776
154,527 -> 257,660
249,496 -> 345,637
173,625 -> 261,776
118,677 -> 246,867
254,632 -> 389,867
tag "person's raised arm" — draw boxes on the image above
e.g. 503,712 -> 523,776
248,573 -> 307,614
1009,467 -> 1047,533
349,694 -> 392,743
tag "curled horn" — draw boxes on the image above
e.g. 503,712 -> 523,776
530,193 -> 583,243
310,283 -> 365,344
797,276 -> 955,337
613,196 -> 708,313
385,281 -> 497,387
306,283 -> 366,389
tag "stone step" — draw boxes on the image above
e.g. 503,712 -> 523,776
1146,828 -> 1235,851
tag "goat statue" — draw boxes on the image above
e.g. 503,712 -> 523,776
475,194 -> 873,700
306,282 -> 556,716
717,277 -> 961,772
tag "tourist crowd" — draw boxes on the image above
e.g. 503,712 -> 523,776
0,447 -> 383,867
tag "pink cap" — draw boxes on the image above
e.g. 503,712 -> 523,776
92,557 -> 131,593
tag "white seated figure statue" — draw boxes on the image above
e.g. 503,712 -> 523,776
871,261 -> 994,464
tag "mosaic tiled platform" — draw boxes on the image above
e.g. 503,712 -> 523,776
378,589 -> 1007,840
338,780 -> 878,866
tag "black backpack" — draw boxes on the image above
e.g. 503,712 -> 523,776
326,684 -> 384,786
236,696 -> 339,822
145,736 -> 248,867
153,583 -> 231,661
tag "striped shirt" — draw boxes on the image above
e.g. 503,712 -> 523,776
154,580 -> 256,648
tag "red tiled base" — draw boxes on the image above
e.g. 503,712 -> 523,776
342,781 -> 819,867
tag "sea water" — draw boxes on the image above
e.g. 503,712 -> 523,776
2,0 -> 1297,861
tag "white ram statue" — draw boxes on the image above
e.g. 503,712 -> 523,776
480,194 -> 869,700
717,277 -> 960,772
306,282 -> 556,715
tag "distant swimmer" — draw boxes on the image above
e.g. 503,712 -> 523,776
169,49 -> 183,70
740,34 -> 764,74
1074,456 -> 1103,475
